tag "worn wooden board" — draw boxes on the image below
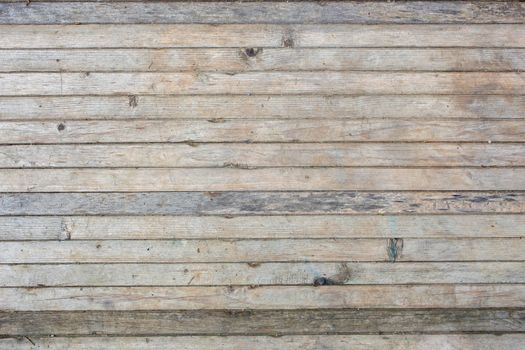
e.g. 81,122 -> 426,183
1,1 -> 524,24
1,95 -> 522,120
1,119 -> 523,144
1,192 -> 522,215
1,25 -> 524,48
1,168 -> 524,192
1,72 -> 524,95
3,48 -> 525,72
2,334 -> 524,350
4,214 -> 523,240
2,309 -> 524,335
2,238 -> 524,263
3,262 -> 525,287
2,285 -> 525,310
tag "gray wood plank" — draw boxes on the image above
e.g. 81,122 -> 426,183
1,309 -> 524,336
1,2 -> 523,24
0,192 -> 522,215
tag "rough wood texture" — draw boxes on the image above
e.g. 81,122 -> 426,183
1,168 -> 524,192
1,25 -> 524,48
2,309 -> 524,336
2,334 -> 524,350
3,48 -> 525,72
2,262 -> 525,287
1,95 -> 522,120
4,215 -> 522,240
1,2 -> 523,24
1,192 -> 522,215
2,285 -> 525,310
1,72 -> 524,95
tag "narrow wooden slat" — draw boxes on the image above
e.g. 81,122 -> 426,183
5,214 -> 519,240
2,238 -> 524,263
1,168 -> 524,192
1,25 -> 524,48
2,334 -> 524,350
2,119 -> 523,144
1,2 -> 523,24
3,262 -> 525,287
1,95 -> 522,120
1,143 -> 523,168
1,192 -> 522,215
2,309 -> 523,336
3,48 -> 525,72
2,285 -> 525,310
1,72 -> 524,95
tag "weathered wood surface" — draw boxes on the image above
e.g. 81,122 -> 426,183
1,2 -> 524,24
2,119 -> 523,144
3,48 -> 525,72
2,72 -> 524,95
2,143 -> 524,168
1,168 -> 525,192
2,25 -> 524,48
2,285 -> 525,310
2,334 -> 525,350
2,309 -> 524,336
3,262 -> 525,287
4,215 -> 523,240
1,192 -> 522,215
1,95 -> 523,120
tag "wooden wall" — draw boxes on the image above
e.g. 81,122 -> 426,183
0,1 -> 524,349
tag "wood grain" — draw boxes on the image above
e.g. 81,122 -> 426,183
1,192 -> 522,215
2,262 -> 524,287
2,309 -> 523,335
1,72 -> 524,95
1,95 -> 522,120
2,285 -> 525,310
1,334 -> 524,350
2,48 -> 524,72
1,2 -> 523,24
1,168 -> 524,192
1,25 -> 524,48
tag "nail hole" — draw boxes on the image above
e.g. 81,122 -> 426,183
57,123 -> 65,131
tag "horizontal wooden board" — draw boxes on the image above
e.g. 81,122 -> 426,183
1,2 -> 523,24
2,334 -> 524,350
4,214 -> 523,241
2,309 -> 523,336
3,48 -> 525,72
1,192 -> 523,215
1,168 -> 525,192
2,238 -> 524,263
3,262 -> 525,287
3,143 -> 525,168
2,119 -> 524,144
1,25 -> 524,48
1,95 -> 523,120
1,72 -> 524,95
2,285 -> 525,310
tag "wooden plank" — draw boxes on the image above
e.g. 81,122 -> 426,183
2,238 -> 524,264
1,2 -> 523,24
2,285 -> 525,310
4,214 -> 521,240
1,72 -> 524,95
1,25 -> 524,49
1,192 -> 523,215
2,334 -> 524,350
1,95 -> 523,120
1,168 -> 525,192
3,119 -> 523,144
2,309 -> 523,336
3,262 -> 525,287
1,143 -> 524,168
3,48 -> 525,72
